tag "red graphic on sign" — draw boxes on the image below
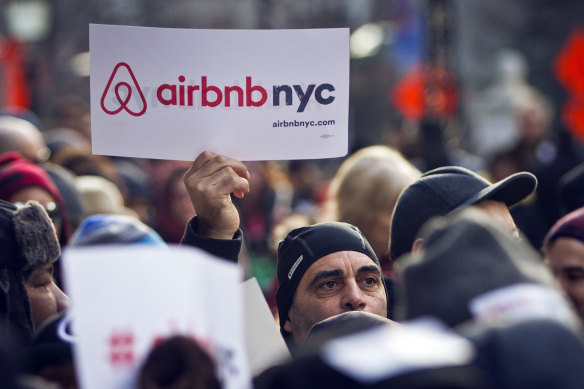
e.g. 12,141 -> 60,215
109,330 -> 134,367
100,62 -> 147,116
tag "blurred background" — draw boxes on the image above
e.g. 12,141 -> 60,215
2,0 -> 584,294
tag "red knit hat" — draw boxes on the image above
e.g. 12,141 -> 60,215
0,152 -> 70,240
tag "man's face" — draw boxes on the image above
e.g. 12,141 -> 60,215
545,237 -> 584,320
283,250 -> 387,344
25,263 -> 69,330
472,200 -> 519,239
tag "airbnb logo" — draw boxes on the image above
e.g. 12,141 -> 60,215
100,62 -> 336,115
101,62 -> 147,116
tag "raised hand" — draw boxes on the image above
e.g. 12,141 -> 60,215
183,151 -> 250,239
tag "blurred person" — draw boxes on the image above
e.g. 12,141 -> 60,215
0,115 -> 50,164
0,114 -> 84,241
181,152 -> 389,350
389,165 -> 537,262
58,151 -> 126,194
0,200 -> 69,341
69,213 -> 166,247
51,95 -> 91,140
74,175 -> 136,218
43,127 -> 91,165
235,160 -> 292,255
397,207 -> 574,328
326,145 -> 421,274
0,152 -> 71,244
155,166 -> 196,244
286,160 -> 324,218
114,160 -> 154,224
542,207 -> 584,320
138,336 -> 220,389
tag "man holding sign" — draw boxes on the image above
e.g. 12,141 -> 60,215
181,152 -> 390,347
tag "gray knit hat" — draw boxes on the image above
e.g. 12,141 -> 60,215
396,208 -> 558,328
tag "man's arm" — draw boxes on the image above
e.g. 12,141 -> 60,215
180,151 -> 250,262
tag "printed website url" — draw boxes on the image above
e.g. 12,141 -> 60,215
272,119 -> 336,128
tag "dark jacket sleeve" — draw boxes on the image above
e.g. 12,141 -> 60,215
180,216 -> 242,264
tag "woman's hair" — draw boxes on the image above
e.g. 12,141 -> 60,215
327,145 -> 421,257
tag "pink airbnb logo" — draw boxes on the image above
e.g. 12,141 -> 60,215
100,62 -> 147,116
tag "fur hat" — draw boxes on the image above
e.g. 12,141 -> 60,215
0,200 -> 60,341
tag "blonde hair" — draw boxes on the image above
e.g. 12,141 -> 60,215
327,145 -> 421,257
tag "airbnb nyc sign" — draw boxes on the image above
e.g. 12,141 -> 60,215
90,24 -> 349,161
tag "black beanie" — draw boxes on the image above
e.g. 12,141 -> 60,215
275,222 -> 380,337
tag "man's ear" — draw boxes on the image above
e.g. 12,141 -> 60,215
283,319 -> 293,333
411,237 -> 425,257
283,306 -> 294,333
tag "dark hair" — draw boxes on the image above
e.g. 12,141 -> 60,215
138,336 -> 220,389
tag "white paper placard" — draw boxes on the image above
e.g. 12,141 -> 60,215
63,245 -> 250,389
90,24 -> 349,161
241,278 -> 290,376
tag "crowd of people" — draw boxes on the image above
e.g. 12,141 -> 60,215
2,87 -> 584,389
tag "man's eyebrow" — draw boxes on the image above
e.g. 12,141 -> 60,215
357,265 -> 382,276
309,269 -> 343,288
37,264 -> 54,274
563,266 -> 584,273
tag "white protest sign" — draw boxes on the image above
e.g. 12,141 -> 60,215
241,278 -> 290,376
90,24 -> 349,161
63,245 -> 250,389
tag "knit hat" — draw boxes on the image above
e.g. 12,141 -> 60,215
69,214 -> 166,247
276,222 -> 381,338
0,200 -> 60,341
0,152 -> 63,204
390,166 -> 536,261
0,152 -> 69,239
542,206 -> 584,249
397,208 -> 559,328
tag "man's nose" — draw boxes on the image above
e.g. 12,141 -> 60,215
52,283 -> 70,313
341,280 -> 366,311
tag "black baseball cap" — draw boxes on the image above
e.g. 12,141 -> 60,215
389,166 -> 537,261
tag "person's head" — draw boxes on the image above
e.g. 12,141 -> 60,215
0,115 -> 50,164
543,207 -> 584,319
275,222 -> 387,345
327,145 -> 421,261
397,207 -> 565,328
0,200 -> 69,341
74,175 -> 135,218
138,336 -> 220,389
0,152 -> 69,241
389,166 -> 537,261
69,214 -> 166,247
